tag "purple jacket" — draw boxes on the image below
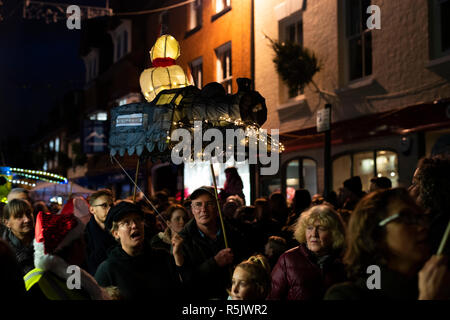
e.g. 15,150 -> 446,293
267,244 -> 346,300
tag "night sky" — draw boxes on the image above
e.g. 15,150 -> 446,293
0,0 -> 108,146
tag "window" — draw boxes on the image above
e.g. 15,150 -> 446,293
189,57 -> 203,89
285,158 -> 317,203
333,150 -> 398,192
279,11 -> 304,98
111,20 -> 132,63
83,48 -> 99,83
215,0 -> 231,14
429,0 -> 450,59
188,0 -> 202,31
55,137 -> 60,153
89,111 -> 108,121
346,0 -> 372,81
215,42 -> 232,93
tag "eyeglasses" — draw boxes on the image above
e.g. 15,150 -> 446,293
192,201 -> 216,209
378,212 -> 430,227
91,202 -> 112,209
118,216 -> 144,228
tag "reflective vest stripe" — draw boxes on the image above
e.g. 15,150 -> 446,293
23,268 -> 44,291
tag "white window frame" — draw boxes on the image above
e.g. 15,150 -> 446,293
345,0 -> 373,82
215,42 -> 232,93
278,10 -> 304,100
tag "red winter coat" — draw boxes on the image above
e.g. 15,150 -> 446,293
267,244 -> 346,300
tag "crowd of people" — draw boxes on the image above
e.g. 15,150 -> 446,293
1,154 -> 450,300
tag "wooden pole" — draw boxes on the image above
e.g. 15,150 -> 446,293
437,219 -> 450,255
210,163 -> 229,248
133,158 -> 140,203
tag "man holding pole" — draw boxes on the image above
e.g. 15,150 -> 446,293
179,186 -> 248,300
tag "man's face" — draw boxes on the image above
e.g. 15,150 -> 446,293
191,193 -> 217,226
89,195 -> 113,224
112,212 -> 145,252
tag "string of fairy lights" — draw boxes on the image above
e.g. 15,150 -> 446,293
7,167 -> 68,187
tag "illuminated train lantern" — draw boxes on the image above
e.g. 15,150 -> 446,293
109,35 -> 281,162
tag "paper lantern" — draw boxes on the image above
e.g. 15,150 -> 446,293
140,35 -> 191,102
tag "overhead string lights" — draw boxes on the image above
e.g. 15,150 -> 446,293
9,168 -> 68,184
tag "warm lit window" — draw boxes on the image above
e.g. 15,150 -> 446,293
286,158 -> 317,203
89,111 -> 108,121
333,150 -> 398,192
215,0 -> 231,13
215,42 -> 232,93
429,0 -> 450,59
188,0 -> 202,31
346,0 -> 372,81
189,57 -> 203,89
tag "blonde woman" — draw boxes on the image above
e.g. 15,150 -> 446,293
230,255 -> 271,300
267,204 -> 346,300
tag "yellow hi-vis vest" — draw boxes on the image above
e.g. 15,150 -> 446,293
24,268 -> 88,300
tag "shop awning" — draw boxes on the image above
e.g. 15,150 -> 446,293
280,99 -> 450,152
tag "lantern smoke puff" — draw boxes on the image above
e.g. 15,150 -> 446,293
140,35 -> 191,102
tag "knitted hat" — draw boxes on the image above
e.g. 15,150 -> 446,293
104,201 -> 144,232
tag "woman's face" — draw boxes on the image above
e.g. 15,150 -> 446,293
305,220 -> 333,255
231,267 -> 260,300
167,209 -> 187,234
384,199 -> 430,269
6,211 -> 34,240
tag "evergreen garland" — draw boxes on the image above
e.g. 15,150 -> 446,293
269,37 -> 321,96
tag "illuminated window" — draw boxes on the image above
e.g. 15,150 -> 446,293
55,137 -> 60,153
188,0 -> 202,31
215,0 -> 231,14
189,57 -> 203,89
286,158 -> 317,203
346,0 -> 372,81
215,42 -> 232,93
89,111 -> 108,121
184,158 -> 250,204
333,150 -> 398,192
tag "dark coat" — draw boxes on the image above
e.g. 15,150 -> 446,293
325,267 -> 419,300
95,243 -> 185,300
178,218 -> 250,300
84,215 -> 117,276
1,228 -> 34,276
150,232 -> 171,253
267,244 -> 346,300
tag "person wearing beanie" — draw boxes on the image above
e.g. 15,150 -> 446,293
338,176 -> 366,211
94,201 -> 188,300
24,199 -> 110,300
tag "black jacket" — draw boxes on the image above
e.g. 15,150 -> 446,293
1,228 -> 34,276
95,243 -> 186,300
84,215 -> 117,276
324,267 -> 419,300
178,218 -> 250,300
